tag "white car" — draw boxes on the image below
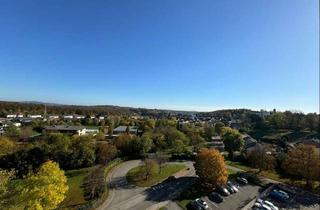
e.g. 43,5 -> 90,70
195,198 -> 209,209
261,204 -> 272,210
253,202 -> 262,208
264,200 -> 279,210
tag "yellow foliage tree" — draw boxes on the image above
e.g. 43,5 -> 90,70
283,144 -> 320,187
0,137 -> 16,157
18,161 -> 69,210
194,148 -> 228,190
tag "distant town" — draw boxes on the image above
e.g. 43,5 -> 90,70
0,101 -> 319,210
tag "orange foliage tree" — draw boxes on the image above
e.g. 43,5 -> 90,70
194,148 -> 228,190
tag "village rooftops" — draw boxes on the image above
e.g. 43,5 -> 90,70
45,125 -> 85,131
113,125 -> 139,133
44,125 -> 86,135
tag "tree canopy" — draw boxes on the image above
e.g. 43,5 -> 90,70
194,148 -> 228,190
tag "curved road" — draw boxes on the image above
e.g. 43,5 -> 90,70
97,160 -> 195,210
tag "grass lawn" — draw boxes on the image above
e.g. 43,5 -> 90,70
127,164 -> 186,187
59,167 -> 96,209
226,160 -> 253,171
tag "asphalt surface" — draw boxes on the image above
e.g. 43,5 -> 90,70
203,184 -> 261,210
97,160 -> 195,210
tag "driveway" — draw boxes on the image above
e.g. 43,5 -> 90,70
97,160 -> 194,210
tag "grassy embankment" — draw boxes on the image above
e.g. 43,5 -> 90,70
59,159 -> 123,210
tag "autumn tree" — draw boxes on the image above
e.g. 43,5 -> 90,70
221,127 -> 244,160
0,169 -> 15,209
142,159 -> 159,180
0,137 -> 16,157
247,144 -> 275,172
194,148 -> 228,190
96,142 -> 118,164
282,144 -> 320,187
17,161 -> 68,210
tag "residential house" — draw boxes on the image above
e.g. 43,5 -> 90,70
243,134 -> 258,157
63,115 -> 74,120
112,125 -> 140,137
207,136 -> 225,152
28,115 -> 42,119
44,125 -> 87,136
49,115 -> 59,119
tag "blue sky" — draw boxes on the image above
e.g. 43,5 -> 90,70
0,0 -> 318,113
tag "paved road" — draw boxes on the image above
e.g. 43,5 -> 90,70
97,160 -> 195,210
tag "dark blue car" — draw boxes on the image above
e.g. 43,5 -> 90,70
269,189 -> 289,202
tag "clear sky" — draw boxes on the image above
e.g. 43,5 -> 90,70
0,0 -> 318,113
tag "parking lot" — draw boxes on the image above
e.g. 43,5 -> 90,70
200,184 -> 261,210
262,185 -> 320,210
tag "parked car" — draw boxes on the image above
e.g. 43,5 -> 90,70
216,185 -> 230,196
237,177 -> 248,184
225,184 -> 236,194
264,200 -> 279,210
269,189 -> 289,202
209,192 -> 224,203
261,204 -> 272,210
253,202 -> 262,208
189,201 -> 202,210
256,198 -> 279,210
195,198 -> 209,209
227,181 -> 239,193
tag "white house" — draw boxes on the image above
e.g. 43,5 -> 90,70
6,114 -> 16,118
63,115 -> 74,119
75,116 -> 85,119
49,115 -> 59,119
45,125 -> 87,136
28,115 -> 42,119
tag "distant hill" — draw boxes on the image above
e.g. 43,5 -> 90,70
0,100 -> 195,117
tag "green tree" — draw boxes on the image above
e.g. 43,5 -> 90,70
221,127 -> 244,160
204,123 -> 215,140
214,122 -> 225,135
189,132 -> 205,151
140,133 -> 154,157
70,135 -> 96,168
4,125 -> 21,138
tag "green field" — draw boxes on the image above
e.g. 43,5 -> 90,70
127,164 -> 185,187
59,167 -> 96,209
